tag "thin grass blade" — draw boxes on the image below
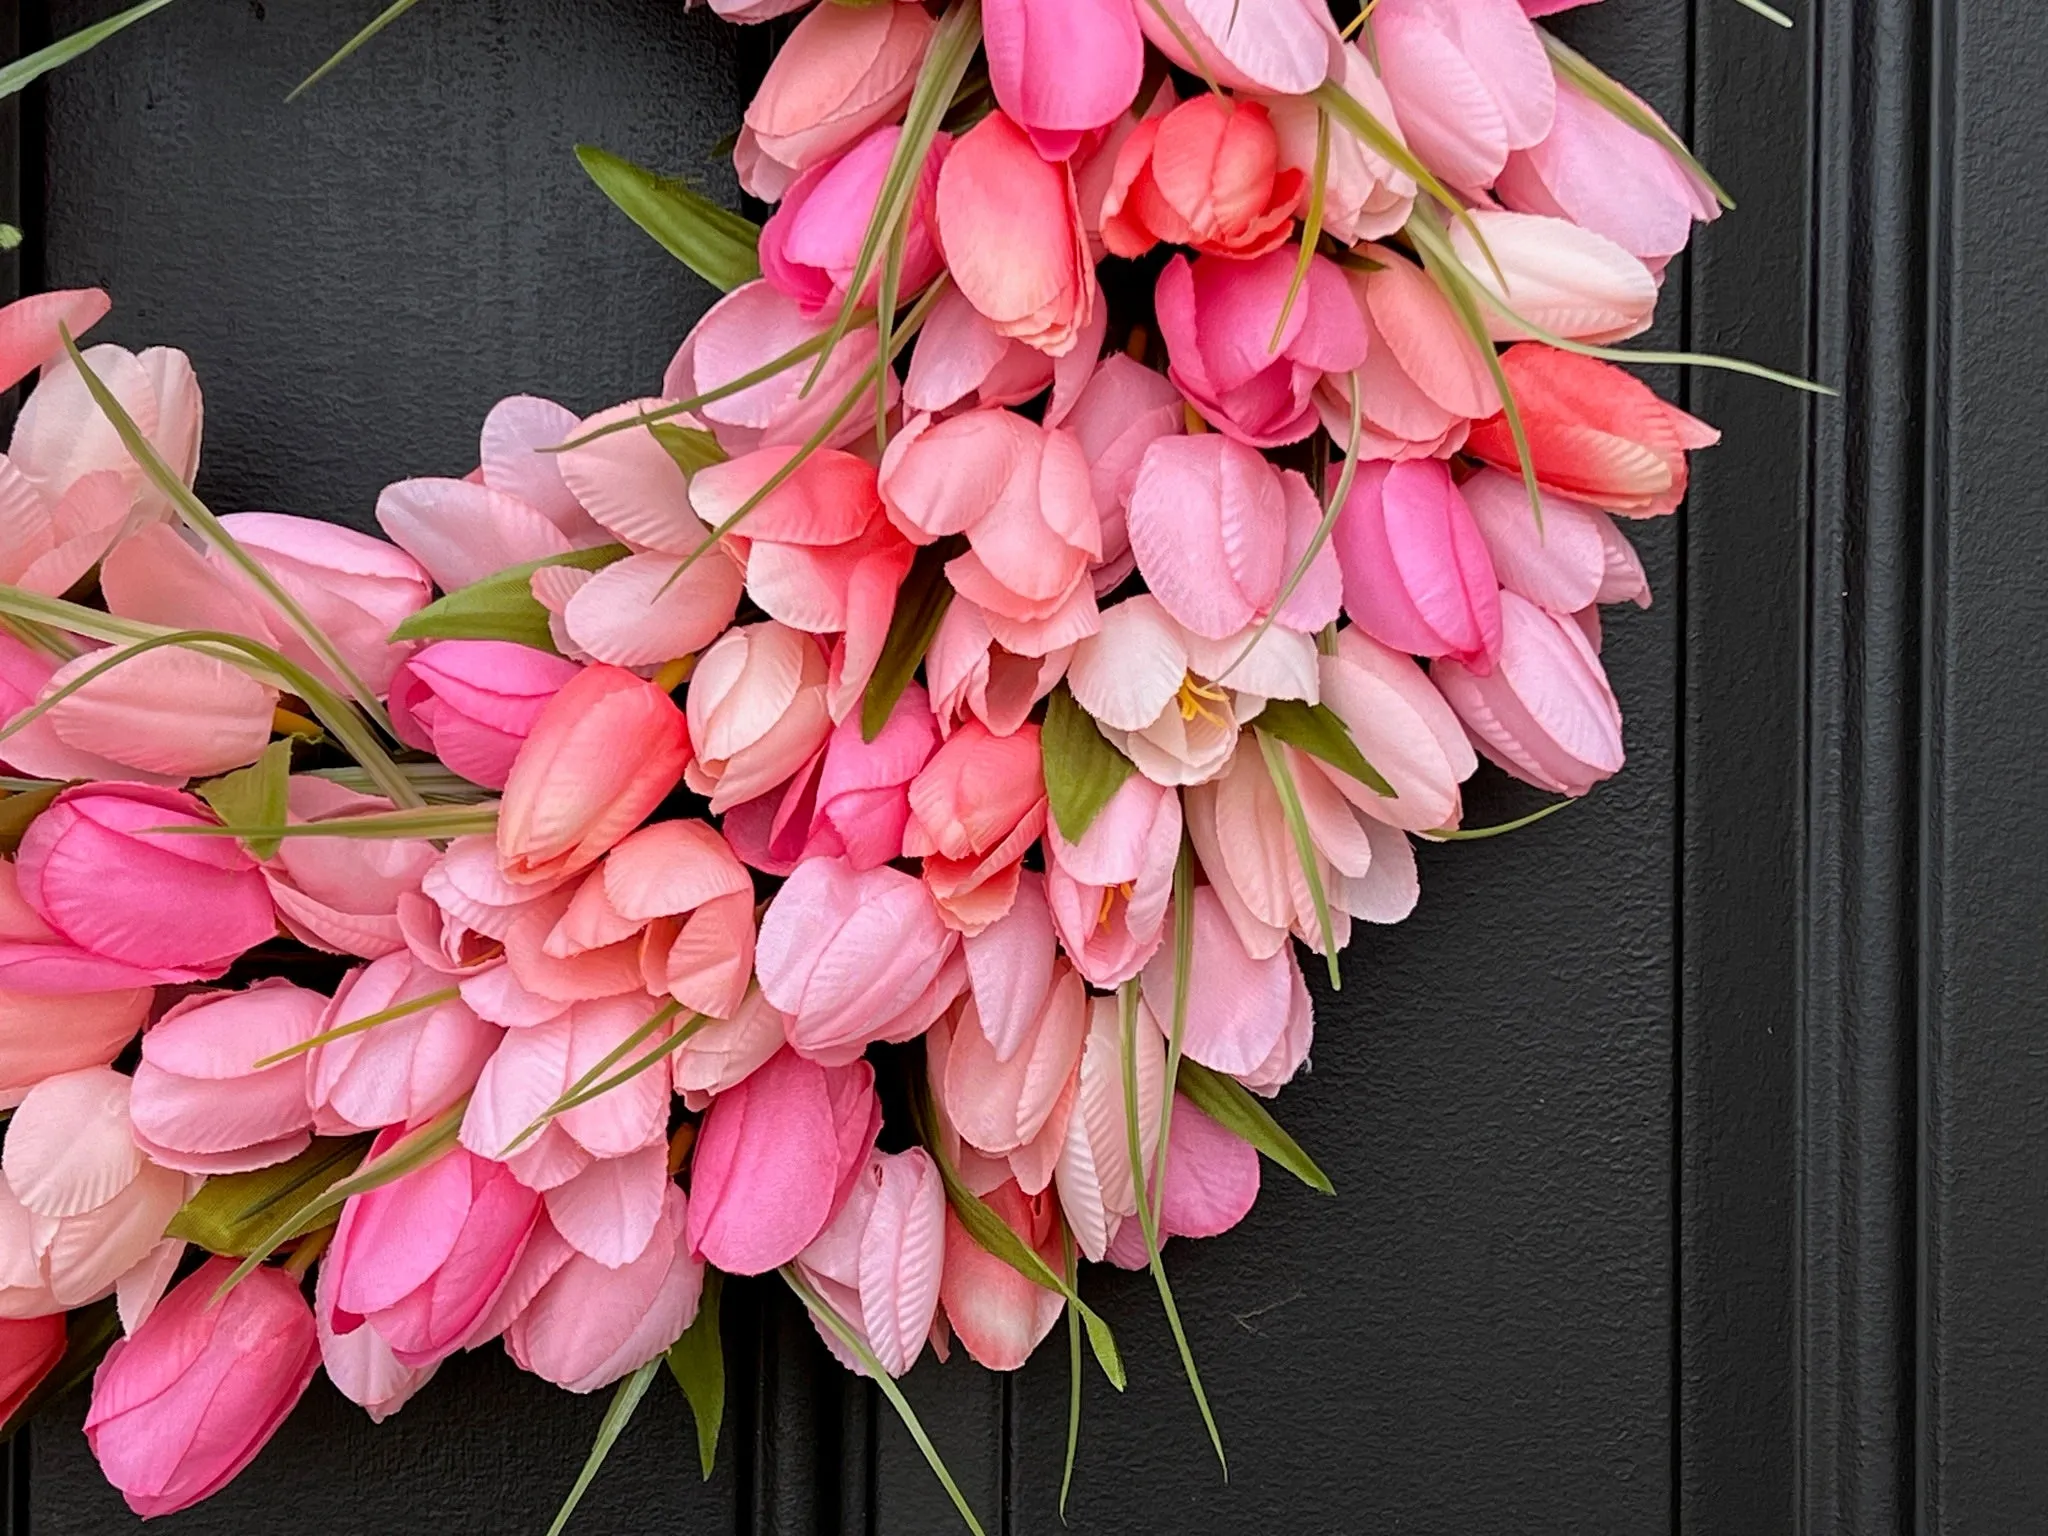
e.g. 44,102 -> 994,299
286,0 -> 426,101
545,1359 -> 662,1536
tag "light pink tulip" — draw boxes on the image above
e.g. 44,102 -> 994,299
316,1253 -> 434,1424
128,980 -> 325,1174
1447,210 -> 1658,345
499,664 -> 693,884
0,983 -> 150,1108
501,1188 -> 703,1391
1434,589 -> 1625,796
934,111 -> 1097,357
1102,1096 -> 1259,1267
1126,434 -> 1339,641
0,1068 -> 188,1317
390,640 -> 584,791
0,1313 -> 65,1422
673,987 -> 788,1109
925,602 -> 1071,738
1331,458 -> 1502,670
939,1178 -> 1065,1369
902,285 -> 1105,421
903,722 -> 1046,932
757,856 -> 964,1063
0,785 -> 275,992
1146,887 -> 1313,1090
310,953 -> 501,1134
1263,43 -> 1414,243
545,546 -> 747,674
1156,245 -> 1368,448
736,0 -> 936,199
1063,352 -> 1182,591
1102,95 -> 1302,260
84,1258 -> 318,1518
0,287 -> 110,391
932,962 -> 1084,1158
960,868 -> 1059,1061
762,126 -> 947,315
1134,0 -> 1339,95
795,1149 -> 945,1378
1054,992 -> 1163,1261
1499,70 -> 1719,270
1462,468 -> 1651,615
880,409 -> 1101,657
1371,0 -> 1554,192
684,622 -> 834,813
1044,769 -> 1181,986
685,1047 -> 880,1274
401,838 -> 567,1004
261,777 -> 438,959
0,635 -> 152,785
327,1128 -> 542,1369
1310,628 -> 1477,833
983,0 -> 1142,159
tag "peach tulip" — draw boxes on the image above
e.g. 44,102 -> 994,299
309,952 -> 502,1134
129,980 -> 326,1174
924,602 -> 1072,738
1043,769 -> 1181,986
672,987 -> 788,1108
391,640 -> 584,791
940,1178 -> 1064,1369
0,982 -> 150,1108
794,1148 -> 945,1377
684,622 -> 834,813
1370,0 -> 1554,191
903,721 -> 1047,932
0,287 -> 109,391
1102,96 -> 1303,260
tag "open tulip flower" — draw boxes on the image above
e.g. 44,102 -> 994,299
0,0 -> 1787,1513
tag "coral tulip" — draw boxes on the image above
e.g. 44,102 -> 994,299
903,721 -> 1047,932
1101,95 -> 1302,259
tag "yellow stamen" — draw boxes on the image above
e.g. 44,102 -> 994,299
270,705 -> 323,740
1175,673 -> 1230,725
651,655 -> 695,694
1095,881 -> 1137,931
1181,402 -> 1211,435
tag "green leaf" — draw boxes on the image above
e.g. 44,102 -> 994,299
0,783 -> 60,857
1147,836 -> 1196,1231
0,225 -> 22,252
575,145 -> 762,292
389,544 -> 628,650
649,422 -> 727,475
307,763 -> 495,803
1256,730 -> 1340,991
1251,697 -> 1393,798
1041,685 -> 1137,843
197,740 -> 293,860
154,804 -> 500,843
1426,798 -> 1575,840
0,0 -> 177,100
666,1269 -> 726,1481
1729,0 -> 1794,23
546,1359 -> 662,1536
0,1298 -> 120,1442
1176,1059 -> 1333,1196
860,537 -> 960,741
286,0 -> 427,101
167,1136 -> 372,1256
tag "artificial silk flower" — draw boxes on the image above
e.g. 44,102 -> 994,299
760,125 -> 949,315
390,640 -> 584,792
0,982 -> 150,1109
1263,43 -> 1415,244
0,286 -> 109,392
1369,0 -> 1555,192
309,952 -> 502,1135
1043,769 -> 1182,988
0,1314 -> 65,1423
1101,95 -> 1304,260
924,601 -> 1073,739
261,778 -> 440,960
1310,628 -> 1477,834
1461,468 -> 1652,615
1330,457 -> 1503,671
1447,209 -> 1660,345
939,1178 -> 1065,1369
793,1147 -> 946,1378
902,721 -> 1047,933
1133,0 -> 1341,96
684,622 -> 835,814
982,0 -> 1144,160
1053,992 -> 1164,1262
1101,1096 -> 1260,1268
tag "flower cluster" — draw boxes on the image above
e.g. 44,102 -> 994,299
0,0 -> 1739,1519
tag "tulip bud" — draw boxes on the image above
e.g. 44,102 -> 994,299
390,639 -> 584,791
761,126 -> 947,316
903,721 -> 1047,933
1102,1097 -> 1260,1268
685,623 -> 833,814
262,777 -> 438,961
1331,458 -> 1503,671
794,1148 -> 945,1378
129,979 -> 326,1174
1102,96 -> 1303,260
1044,770 -> 1182,988
940,1179 -> 1064,1370
310,952 -> 501,1134
1370,0 -> 1553,191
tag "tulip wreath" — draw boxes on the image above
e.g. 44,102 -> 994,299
0,0 -> 1820,1526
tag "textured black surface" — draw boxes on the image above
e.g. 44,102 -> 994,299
7,0 -> 2047,1532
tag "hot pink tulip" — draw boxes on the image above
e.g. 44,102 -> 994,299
1102,1096 -> 1259,1267
1156,245 -> 1368,448
735,0 -> 936,199
1126,434 -> 1340,641
1044,770 -> 1181,986
934,111 -> 1097,357
1143,887 -> 1313,1089
880,409 -> 1101,657
1262,44 -> 1413,242
1310,627 -> 1476,834
685,1047 -> 880,1275
1331,458 -> 1503,670
762,126 -> 947,315
1053,992 -> 1164,1260
1102,95 -> 1302,260
1434,589 -> 1625,797
793,1148 -> 944,1378
262,777 -> 438,959
756,857 -> 964,1063
1447,210 -> 1658,345
1371,0 -> 1554,191
327,1128 -> 542,1369
0,982 -> 150,1108
903,722 -> 1047,932
84,1259 -> 318,1518
938,1179 -> 1064,1370
310,953 -> 502,1135
1462,468 -> 1651,615
129,980 -> 325,1174
391,640 -> 584,791
0,785 -> 275,992
499,664 -> 693,884
1134,0 -> 1339,95
0,1068 -> 188,1317
0,1313 -> 65,1420
983,0 -> 1142,159
684,622 -> 834,813
925,602 -> 1071,739
0,287 -> 109,391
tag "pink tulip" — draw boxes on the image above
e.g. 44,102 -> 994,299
1054,992 -> 1163,1260
403,836 -> 567,993
793,1148 -> 944,1377
673,987 -> 788,1108
757,856 -> 965,1063
1044,770 -> 1181,986
501,1188 -> 704,1392
84,1258 -> 318,1518
1156,245 -> 1368,448
761,126 -> 948,315
0,1068 -> 188,1316
1447,210 -> 1658,345
1063,353 -> 1182,591
903,722 -> 1046,932
736,0 -> 936,200
939,1179 -> 1065,1369
310,953 -> 501,1134
1314,247 -> 1499,460
932,960 -> 1084,1158
1102,95 -> 1302,260
1134,0 -> 1340,95
542,547 -> 747,674
499,664 -> 693,884
0,635 -> 148,785
128,980 -> 325,1175
925,602 -> 1072,738
983,0 -> 1142,159
1126,434 -> 1339,641
959,868 -> 1059,1060
1371,0 -> 1554,191
902,285 -> 1105,421
315,1254 -> 434,1424
1310,627 -> 1477,833
684,622 -> 834,813
327,1128 -> 542,1369
1499,70 -> 1719,270
0,982 -> 150,1108
1142,887 -> 1313,1089
533,1141 -> 675,1273
1462,468 -> 1651,615
685,1047 -> 880,1274
0,785 -> 275,992
1331,458 -> 1502,670
1434,589 -> 1625,796
0,287 -> 110,392
1102,1096 -> 1259,1267
391,640 -> 584,791
880,409 -> 1101,657
1262,44 -> 1413,243
261,777 -> 438,959
725,682 -> 938,874
665,281 -> 894,457
934,111 -> 1097,357
0,1313 -> 65,1421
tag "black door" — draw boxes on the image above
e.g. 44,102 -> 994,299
6,0 -> 2044,1532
